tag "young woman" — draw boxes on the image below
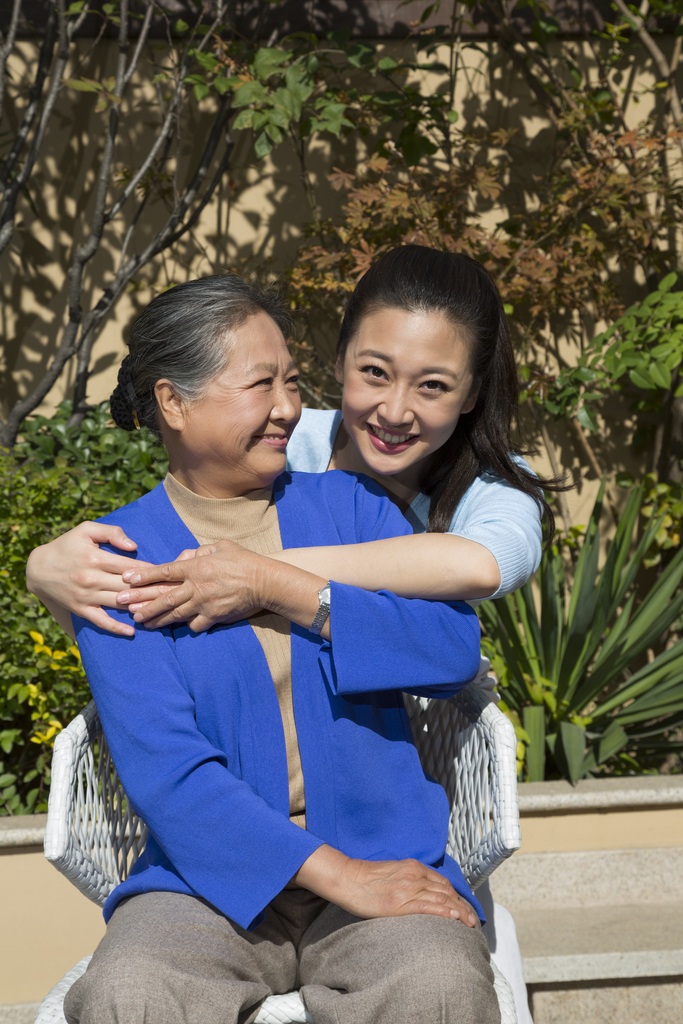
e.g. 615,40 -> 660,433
57,275 -> 498,1024
28,246 -> 555,1023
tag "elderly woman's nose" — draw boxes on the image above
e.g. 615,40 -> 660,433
272,381 -> 300,422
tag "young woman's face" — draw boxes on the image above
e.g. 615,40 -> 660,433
336,307 -> 478,487
157,311 -> 301,497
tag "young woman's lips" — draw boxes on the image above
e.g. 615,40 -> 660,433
366,423 -> 419,454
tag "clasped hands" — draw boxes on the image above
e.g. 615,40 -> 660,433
118,539 -> 269,631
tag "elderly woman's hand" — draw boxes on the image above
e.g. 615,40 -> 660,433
119,539 -> 330,637
118,539 -> 265,631
26,521 -> 153,639
293,845 -> 478,926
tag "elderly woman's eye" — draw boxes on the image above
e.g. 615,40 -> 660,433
362,365 -> 386,379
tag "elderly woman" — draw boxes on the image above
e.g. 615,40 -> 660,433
60,275 -> 499,1024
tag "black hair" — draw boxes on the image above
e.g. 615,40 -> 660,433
337,245 -> 564,539
110,274 -> 292,439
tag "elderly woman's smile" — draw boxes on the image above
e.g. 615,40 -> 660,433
155,311 -> 302,499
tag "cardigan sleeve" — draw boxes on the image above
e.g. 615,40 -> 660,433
73,612 -> 323,931
318,474 -> 482,698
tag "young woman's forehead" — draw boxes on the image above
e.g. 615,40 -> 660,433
349,308 -> 472,368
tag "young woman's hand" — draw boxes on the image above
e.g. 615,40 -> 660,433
26,522 -> 153,638
293,845 -> 477,926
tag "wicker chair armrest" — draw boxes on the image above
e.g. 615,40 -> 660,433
44,700 -> 146,907
405,681 -> 521,891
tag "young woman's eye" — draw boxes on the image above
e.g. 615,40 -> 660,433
421,380 -> 448,393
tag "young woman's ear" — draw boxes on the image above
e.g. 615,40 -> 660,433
461,381 -> 481,415
154,380 -> 185,433
334,356 -> 345,385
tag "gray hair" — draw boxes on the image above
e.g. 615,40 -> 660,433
110,274 -> 292,437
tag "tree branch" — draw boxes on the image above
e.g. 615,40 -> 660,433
612,0 -> 683,124
1,7 -> 58,190
0,0 -> 89,257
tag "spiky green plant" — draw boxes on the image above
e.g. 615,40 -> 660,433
479,481 -> 683,783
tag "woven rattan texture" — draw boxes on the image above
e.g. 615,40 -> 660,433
404,684 -> 521,890
44,702 -> 147,907
38,682 -> 520,1024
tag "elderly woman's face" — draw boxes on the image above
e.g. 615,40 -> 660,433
158,312 -> 301,497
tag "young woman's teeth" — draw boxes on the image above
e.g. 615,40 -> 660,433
374,426 -> 412,444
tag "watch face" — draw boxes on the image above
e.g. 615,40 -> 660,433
320,583 -> 331,604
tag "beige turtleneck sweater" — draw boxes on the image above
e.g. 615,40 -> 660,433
164,472 -> 306,829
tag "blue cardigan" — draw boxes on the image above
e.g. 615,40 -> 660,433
73,470 -> 483,929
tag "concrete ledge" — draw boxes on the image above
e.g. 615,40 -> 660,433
0,1004 -> 40,1024
0,815 -> 47,849
518,776 -> 683,814
525,951 -> 683,984
491,847 -> 683,909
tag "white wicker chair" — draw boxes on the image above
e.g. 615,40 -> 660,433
37,682 -> 521,1024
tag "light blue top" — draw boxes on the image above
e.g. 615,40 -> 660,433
287,408 -> 542,601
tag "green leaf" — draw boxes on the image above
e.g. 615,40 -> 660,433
503,303 -> 513,315
397,126 -> 438,166
523,705 -> 546,782
629,367 -> 655,390
559,721 -> 587,785
232,109 -> 254,130
264,122 -> 283,143
377,56 -> 399,72
253,48 -> 290,81
648,361 -> 672,390
233,80 -> 269,108
254,131 -> 273,159
597,721 -> 629,763
659,272 -> 678,293
63,79 -> 102,93
67,1 -> 85,12
193,82 -> 210,102
446,110 -> 459,123
213,77 -> 232,95
577,405 -> 597,432
174,19 -> 189,34
193,52 -> 218,73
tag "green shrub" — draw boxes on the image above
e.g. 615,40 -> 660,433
0,402 -> 166,815
481,481 -> 683,784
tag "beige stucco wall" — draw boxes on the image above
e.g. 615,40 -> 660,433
0,845 -> 105,1004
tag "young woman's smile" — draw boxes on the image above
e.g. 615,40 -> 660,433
335,307 -> 479,498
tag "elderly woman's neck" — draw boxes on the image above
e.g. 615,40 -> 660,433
166,461 -> 277,500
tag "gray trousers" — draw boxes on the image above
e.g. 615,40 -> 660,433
64,889 -> 500,1024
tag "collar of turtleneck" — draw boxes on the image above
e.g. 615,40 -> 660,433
163,472 -> 275,547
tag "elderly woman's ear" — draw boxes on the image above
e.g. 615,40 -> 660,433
154,380 -> 186,433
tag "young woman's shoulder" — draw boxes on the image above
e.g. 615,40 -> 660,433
286,407 -> 343,473
410,456 -> 543,601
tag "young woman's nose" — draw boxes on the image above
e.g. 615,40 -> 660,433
377,386 -> 413,427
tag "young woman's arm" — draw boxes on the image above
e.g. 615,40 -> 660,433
25,521 -> 500,636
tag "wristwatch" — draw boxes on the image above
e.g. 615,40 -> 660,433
309,582 -> 331,636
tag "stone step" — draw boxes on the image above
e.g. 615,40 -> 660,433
514,902 -> 683,984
